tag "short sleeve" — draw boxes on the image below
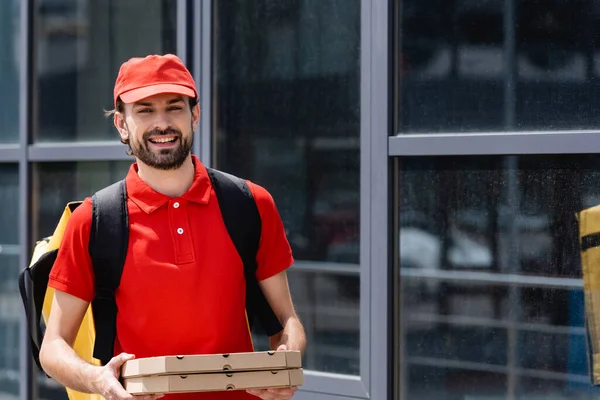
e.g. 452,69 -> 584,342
48,198 -> 96,303
247,182 -> 294,281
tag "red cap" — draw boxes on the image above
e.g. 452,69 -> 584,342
113,54 -> 197,107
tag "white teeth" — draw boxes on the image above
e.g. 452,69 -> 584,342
152,137 -> 176,143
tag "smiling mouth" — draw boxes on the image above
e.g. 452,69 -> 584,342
148,137 -> 178,144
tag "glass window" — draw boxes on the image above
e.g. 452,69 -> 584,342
516,1 -> 598,131
33,161 -> 131,400
33,161 -> 132,239
214,0 -> 360,375
398,155 -> 600,399
35,0 -> 178,142
0,1 -> 20,143
397,0 -> 600,133
0,165 -> 19,398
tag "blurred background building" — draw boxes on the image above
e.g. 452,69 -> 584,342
1,0 -> 600,399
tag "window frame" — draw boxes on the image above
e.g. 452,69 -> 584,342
197,0 -> 391,399
390,0 -> 600,399
11,1 -> 186,400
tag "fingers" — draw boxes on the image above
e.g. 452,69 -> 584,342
106,378 -> 134,400
106,381 -> 166,400
107,352 -> 136,381
276,344 -> 288,352
107,381 -> 164,400
109,352 -> 136,368
247,389 -> 273,400
268,387 -> 297,399
247,387 -> 298,400
106,352 -> 136,378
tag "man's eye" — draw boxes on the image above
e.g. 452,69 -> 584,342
169,106 -> 183,111
138,109 -> 152,114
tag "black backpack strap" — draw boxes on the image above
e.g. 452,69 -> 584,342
89,179 -> 129,365
206,168 -> 283,337
18,261 -> 47,372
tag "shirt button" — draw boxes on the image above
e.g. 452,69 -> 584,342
173,202 -> 180,208
177,228 -> 184,235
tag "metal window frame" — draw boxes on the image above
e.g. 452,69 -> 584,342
193,0 -> 212,166
189,0 -> 391,398
0,145 -> 21,162
389,130 -> 600,157
28,142 -> 131,161
280,0 -> 394,398
20,0 -> 191,166
16,2 -> 193,400
191,0 -> 391,398
19,1 -> 34,400
176,0 -> 188,66
389,0 -> 600,399
363,0 -> 391,399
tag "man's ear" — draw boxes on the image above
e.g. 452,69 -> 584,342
114,112 -> 128,142
192,103 -> 201,132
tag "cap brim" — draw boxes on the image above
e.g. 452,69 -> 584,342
119,83 -> 197,104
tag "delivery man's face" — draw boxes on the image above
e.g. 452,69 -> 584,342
116,93 -> 200,170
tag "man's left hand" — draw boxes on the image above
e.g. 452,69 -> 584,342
246,344 -> 299,400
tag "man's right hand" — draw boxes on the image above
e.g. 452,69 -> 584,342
91,353 -> 164,400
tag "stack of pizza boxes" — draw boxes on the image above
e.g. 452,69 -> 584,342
121,350 -> 304,395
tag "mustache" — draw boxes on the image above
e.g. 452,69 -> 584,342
143,127 -> 182,140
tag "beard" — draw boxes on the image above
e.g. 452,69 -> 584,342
129,124 -> 193,170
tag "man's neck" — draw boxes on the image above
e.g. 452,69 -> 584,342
135,155 -> 195,198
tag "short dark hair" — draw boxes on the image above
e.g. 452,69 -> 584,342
104,96 -> 199,156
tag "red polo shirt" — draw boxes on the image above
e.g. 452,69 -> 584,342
48,155 -> 294,400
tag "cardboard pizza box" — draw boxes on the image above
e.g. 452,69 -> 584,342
121,350 -> 302,378
124,368 -> 304,394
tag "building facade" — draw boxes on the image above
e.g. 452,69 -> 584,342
1,0 -> 599,399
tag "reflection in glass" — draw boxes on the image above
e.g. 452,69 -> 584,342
398,0 -> 600,133
399,155 -> 600,399
0,165 -> 19,398
34,161 -> 132,239
399,0 -> 505,133
213,0 -> 360,374
36,0 -> 177,142
407,366 -> 507,399
516,1 -> 600,130
0,0 -> 20,142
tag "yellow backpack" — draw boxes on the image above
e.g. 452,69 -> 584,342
577,204 -> 600,386
22,201 -> 103,400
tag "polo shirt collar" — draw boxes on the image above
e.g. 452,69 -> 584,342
125,154 -> 212,214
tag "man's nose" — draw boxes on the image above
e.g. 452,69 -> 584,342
151,111 -> 172,131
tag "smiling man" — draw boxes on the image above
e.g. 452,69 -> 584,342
38,54 -> 306,400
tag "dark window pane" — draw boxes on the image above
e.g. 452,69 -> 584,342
516,1 -> 600,130
34,161 -> 131,238
399,155 -> 600,398
289,269 -> 359,374
0,165 -> 19,397
0,1 -> 19,143
407,366 -> 507,399
36,0 -> 177,142
398,1 -> 600,133
213,0 -> 360,374
399,155 -> 597,278
33,161 -> 131,399
519,377 -> 600,398
398,0 -> 505,133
